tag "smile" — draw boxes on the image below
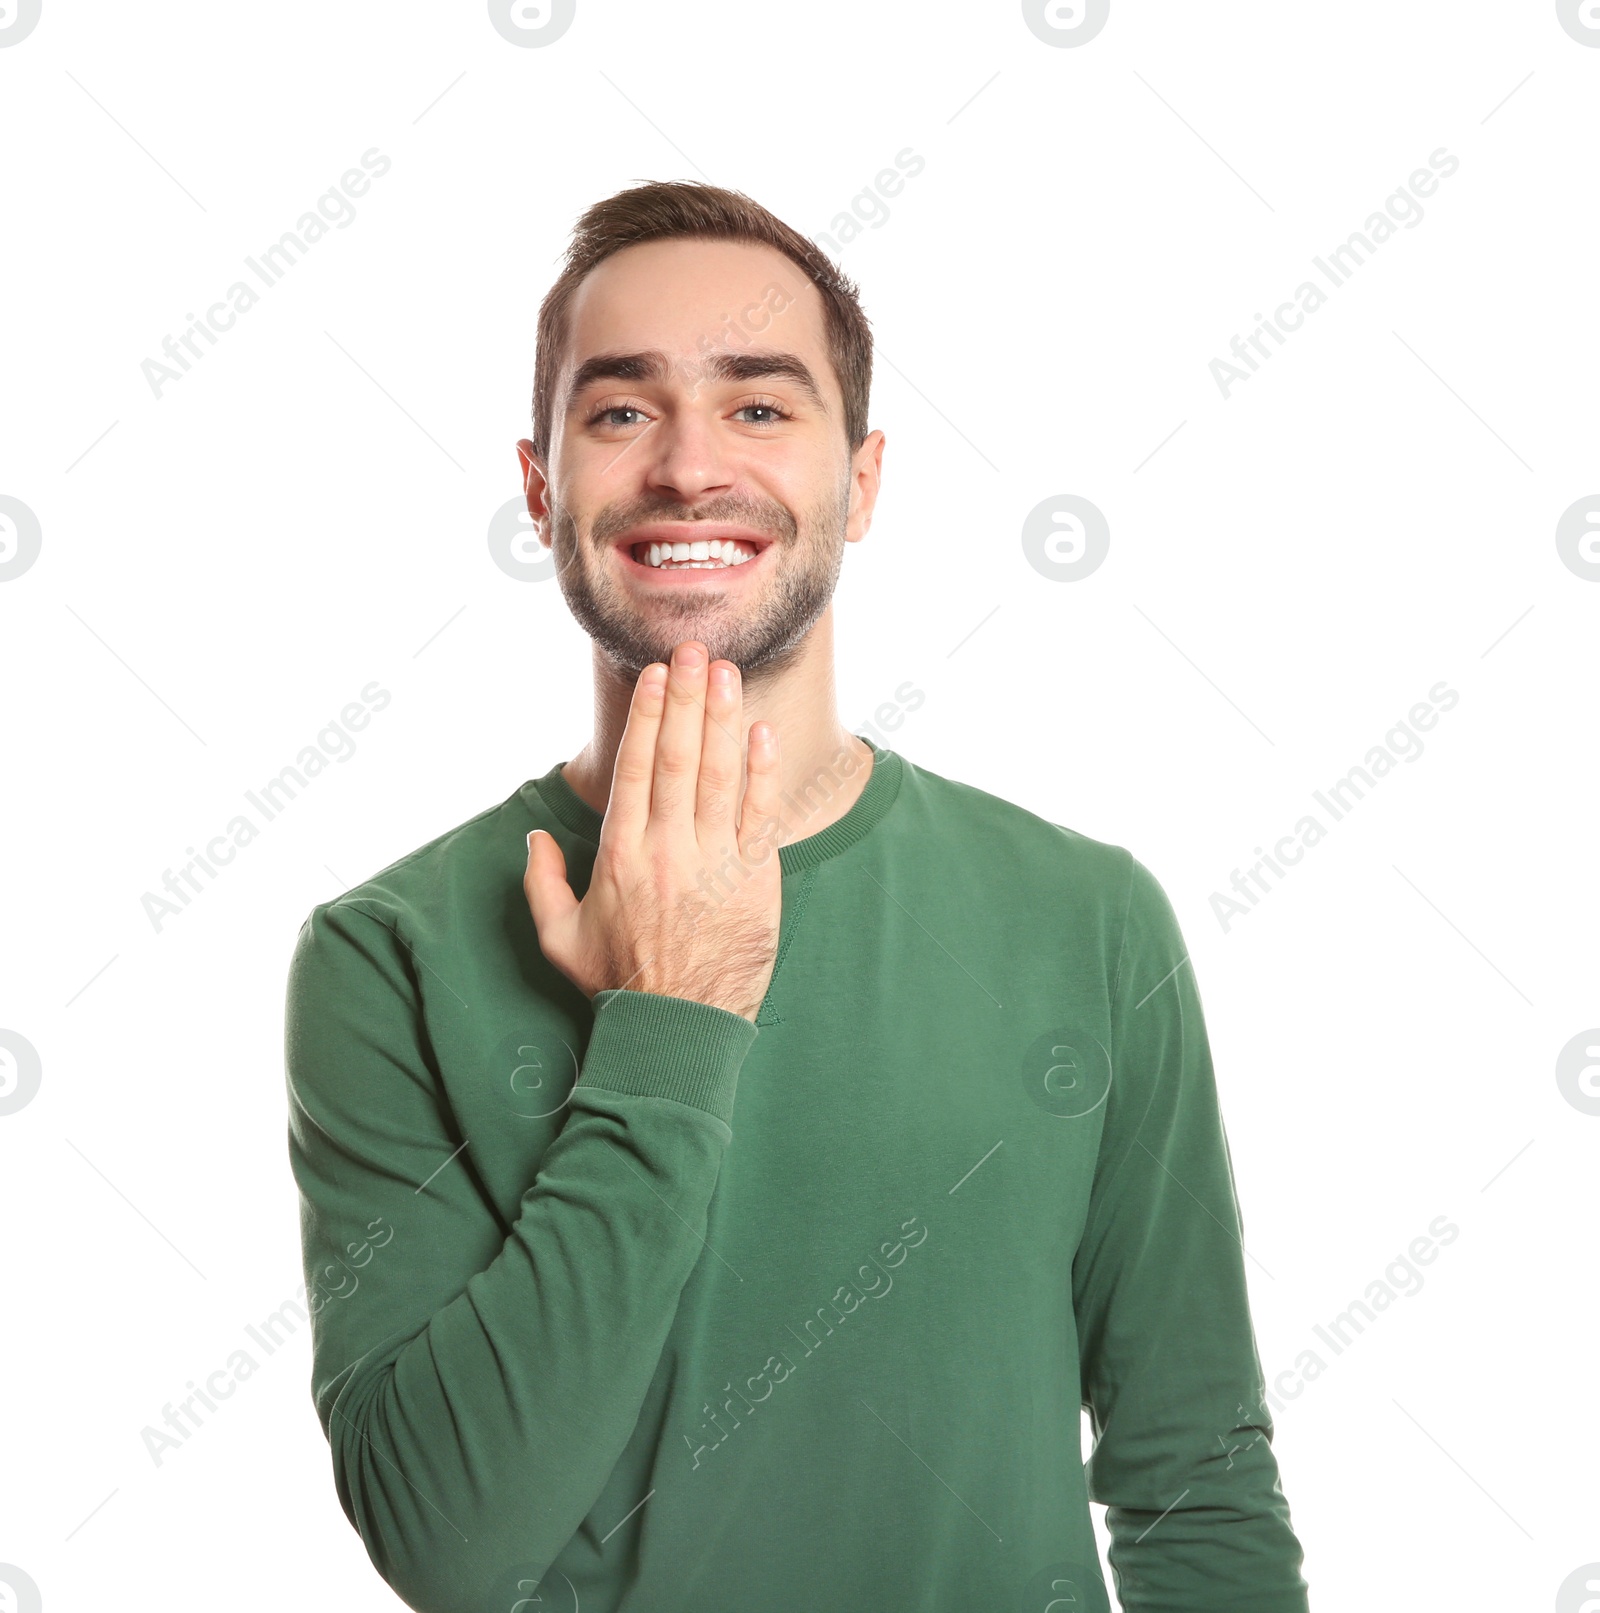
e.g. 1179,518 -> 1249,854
631,537 -> 758,569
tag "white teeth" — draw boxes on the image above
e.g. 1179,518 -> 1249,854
636,537 -> 757,569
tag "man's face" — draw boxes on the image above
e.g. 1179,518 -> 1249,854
517,237 -> 883,679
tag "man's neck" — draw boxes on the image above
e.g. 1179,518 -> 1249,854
559,630 -> 875,847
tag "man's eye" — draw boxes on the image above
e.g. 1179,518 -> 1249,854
585,399 -> 792,429
588,404 -> 647,428
735,400 -> 793,426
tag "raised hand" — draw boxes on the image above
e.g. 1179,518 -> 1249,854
524,640 -> 784,1024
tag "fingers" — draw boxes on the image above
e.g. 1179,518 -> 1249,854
652,640 -> 707,830
523,828 -> 578,949
605,662 -> 669,843
696,659 -> 744,836
601,644 -> 769,868
736,721 -> 782,868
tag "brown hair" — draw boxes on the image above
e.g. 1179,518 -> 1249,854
530,180 -> 873,462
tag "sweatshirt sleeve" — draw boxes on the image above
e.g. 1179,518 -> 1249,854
1071,855 -> 1311,1613
283,898 -> 757,1612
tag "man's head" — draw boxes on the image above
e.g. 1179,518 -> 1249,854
516,181 -> 885,681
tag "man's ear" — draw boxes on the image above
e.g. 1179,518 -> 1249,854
515,438 -> 550,540
845,429 -> 886,546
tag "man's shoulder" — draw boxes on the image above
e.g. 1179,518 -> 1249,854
895,751 -> 1191,990
896,750 -> 1140,905
301,779 -> 535,939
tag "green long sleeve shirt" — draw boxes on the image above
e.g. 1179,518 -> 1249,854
283,736 -> 1310,1612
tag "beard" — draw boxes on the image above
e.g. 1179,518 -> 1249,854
547,481 -> 851,681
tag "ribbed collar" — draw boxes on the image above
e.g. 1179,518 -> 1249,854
527,736 -> 904,877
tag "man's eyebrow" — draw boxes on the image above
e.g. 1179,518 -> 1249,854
564,349 -> 829,415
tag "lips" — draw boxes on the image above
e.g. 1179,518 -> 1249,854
613,523 -> 775,577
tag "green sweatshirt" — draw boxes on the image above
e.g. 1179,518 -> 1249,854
284,736 -> 1310,1613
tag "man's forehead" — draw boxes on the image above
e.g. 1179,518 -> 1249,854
569,234 -> 811,317
565,238 -> 827,355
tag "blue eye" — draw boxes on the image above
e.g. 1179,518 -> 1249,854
589,405 -> 646,428
736,400 -> 793,426
584,398 -> 794,429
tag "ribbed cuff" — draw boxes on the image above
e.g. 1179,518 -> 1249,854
579,989 -> 759,1127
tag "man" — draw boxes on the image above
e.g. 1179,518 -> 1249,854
284,179 -> 1311,1613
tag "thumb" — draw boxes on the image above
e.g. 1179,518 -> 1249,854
523,829 -> 578,942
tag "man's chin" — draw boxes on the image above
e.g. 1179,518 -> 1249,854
594,614 -> 747,680
627,612 -> 738,664
559,557 -> 831,683
613,622 -> 799,684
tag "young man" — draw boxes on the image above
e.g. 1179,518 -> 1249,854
284,180 -> 1311,1613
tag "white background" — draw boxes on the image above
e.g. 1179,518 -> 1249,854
1,2 -> 1595,1609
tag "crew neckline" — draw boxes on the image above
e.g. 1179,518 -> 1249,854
526,736 -> 904,877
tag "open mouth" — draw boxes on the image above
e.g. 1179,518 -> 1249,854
617,527 -> 774,574
631,537 -> 758,570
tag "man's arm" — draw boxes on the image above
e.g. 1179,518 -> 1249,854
286,643 -> 784,1611
1072,854 -> 1311,1613
286,900 -> 756,1610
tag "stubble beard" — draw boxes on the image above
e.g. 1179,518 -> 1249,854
548,480 -> 851,682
